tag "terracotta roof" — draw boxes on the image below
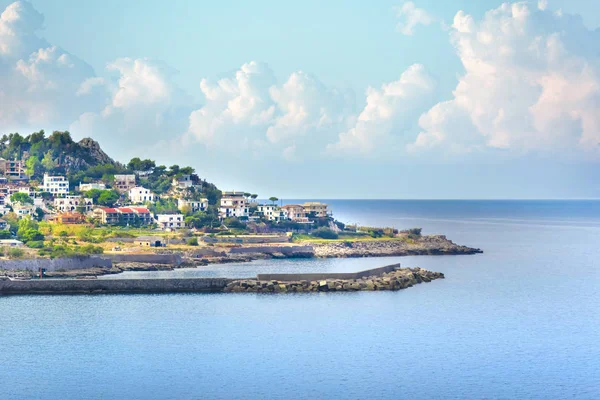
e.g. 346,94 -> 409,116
118,207 -> 134,213
131,207 -> 150,213
100,207 -> 118,213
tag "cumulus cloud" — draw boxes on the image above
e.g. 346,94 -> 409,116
395,2 -> 434,36
327,64 -> 436,154
70,58 -> 193,158
411,2 -> 600,158
0,1 -> 102,132
185,61 -> 355,158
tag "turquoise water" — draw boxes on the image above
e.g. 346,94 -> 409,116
1,200 -> 599,399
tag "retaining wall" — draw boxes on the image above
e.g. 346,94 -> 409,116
256,263 -> 400,281
202,236 -> 290,244
103,254 -> 182,265
0,256 -> 112,272
229,245 -> 314,255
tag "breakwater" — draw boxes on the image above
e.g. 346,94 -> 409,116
0,264 -> 444,295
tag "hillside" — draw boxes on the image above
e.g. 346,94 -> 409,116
0,130 -> 221,201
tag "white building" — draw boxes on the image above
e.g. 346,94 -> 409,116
13,202 -> 35,218
219,191 -> 248,219
42,173 -> 69,196
155,214 -> 185,229
256,204 -> 286,222
54,195 -> 93,213
128,186 -> 156,204
0,239 -> 24,247
78,182 -> 106,192
178,198 -> 208,213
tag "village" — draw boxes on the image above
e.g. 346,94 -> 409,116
0,154 -> 334,253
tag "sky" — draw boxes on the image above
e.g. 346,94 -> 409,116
0,0 -> 599,199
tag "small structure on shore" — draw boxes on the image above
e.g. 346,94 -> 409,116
134,236 -> 165,247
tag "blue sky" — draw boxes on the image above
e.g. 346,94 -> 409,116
1,0 -> 599,199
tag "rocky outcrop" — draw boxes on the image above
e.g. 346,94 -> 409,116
77,137 -> 116,165
310,235 -> 482,258
223,267 -> 444,293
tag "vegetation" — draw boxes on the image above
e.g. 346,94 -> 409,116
7,247 -> 24,258
311,227 -> 339,240
10,192 -> 33,205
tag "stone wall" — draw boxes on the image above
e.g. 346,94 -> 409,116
257,263 -> 400,281
203,236 -> 290,244
103,254 -> 182,265
0,277 -> 231,294
229,245 -> 314,255
0,256 -> 112,272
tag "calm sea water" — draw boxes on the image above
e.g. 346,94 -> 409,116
1,200 -> 599,399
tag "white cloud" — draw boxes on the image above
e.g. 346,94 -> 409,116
395,2 -> 434,36
412,2 -> 600,158
0,1 -> 102,132
185,61 -> 355,158
70,58 -> 193,159
327,64 -> 436,154
538,0 -> 549,11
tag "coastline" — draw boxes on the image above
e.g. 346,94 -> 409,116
0,234 -> 482,279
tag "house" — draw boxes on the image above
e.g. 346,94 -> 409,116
113,174 -> 136,192
219,191 -> 248,219
172,175 -> 193,189
302,202 -> 331,218
135,236 -> 164,247
256,204 -> 287,222
178,198 -> 208,213
156,214 -> 185,229
78,182 -> 106,192
54,195 -> 93,213
13,202 -> 36,218
0,159 -> 27,180
54,212 -> 86,224
42,173 -> 69,196
93,206 -> 153,225
0,239 -> 24,247
281,204 -> 312,224
128,186 -> 156,203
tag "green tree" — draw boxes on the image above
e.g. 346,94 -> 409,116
41,150 -> 56,171
0,230 -> 12,239
269,197 -> 278,205
25,155 -> 42,176
97,190 -> 120,207
10,192 -> 33,205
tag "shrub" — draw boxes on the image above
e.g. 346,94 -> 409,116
8,248 -> 24,258
311,228 -> 339,240
0,230 -> 12,239
26,241 -> 44,249
79,244 -> 104,255
58,231 -> 68,237
186,237 -> 199,246
19,229 -> 44,243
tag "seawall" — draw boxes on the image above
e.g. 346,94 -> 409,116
256,264 -> 398,281
0,277 -> 232,295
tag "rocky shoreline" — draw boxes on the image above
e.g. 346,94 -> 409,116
0,235 -> 481,279
224,267 -> 443,293
310,235 -> 482,258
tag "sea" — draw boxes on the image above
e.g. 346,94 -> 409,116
0,200 -> 598,399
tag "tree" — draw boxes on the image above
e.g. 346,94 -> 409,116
269,197 -> 278,205
10,192 -> 33,205
251,194 -> 258,200
25,156 -> 42,176
34,207 -> 45,222
0,230 -> 12,239
41,150 -> 56,171
97,190 -> 120,207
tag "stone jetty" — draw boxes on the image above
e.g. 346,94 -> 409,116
223,267 -> 444,293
